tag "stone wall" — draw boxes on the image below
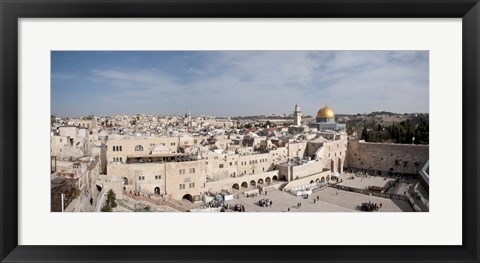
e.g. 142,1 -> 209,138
346,140 -> 429,174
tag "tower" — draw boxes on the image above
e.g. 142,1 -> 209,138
293,104 -> 303,126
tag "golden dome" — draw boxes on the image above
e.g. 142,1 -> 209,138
317,106 -> 335,118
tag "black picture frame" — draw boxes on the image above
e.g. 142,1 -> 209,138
1,0 -> 479,262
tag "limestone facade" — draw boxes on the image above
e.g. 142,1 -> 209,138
346,140 -> 429,174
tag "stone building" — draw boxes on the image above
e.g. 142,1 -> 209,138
98,105 -> 353,203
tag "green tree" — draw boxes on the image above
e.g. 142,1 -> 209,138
106,189 -> 117,208
101,189 -> 117,212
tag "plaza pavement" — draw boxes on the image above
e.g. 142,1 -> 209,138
223,187 -> 413,212
337,172 -> 396,189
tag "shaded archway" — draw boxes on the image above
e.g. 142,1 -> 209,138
310,180 -> 314,184
272,175 -> 278,181
331,159 -> 335,172
321,177 -> 325,182
258,178 -> 264,184
241,182 -> 248,188
338,157 -> 343,173
265,177 -> 271,184
280,175 -> 287,181
250,180 -> 256,187
315,178 -> 320,183
326,175 -> 330,181
122,177 -> 128,185
232,183 -> 240,190
154,187 -> 160,195
182,194 -> 193,203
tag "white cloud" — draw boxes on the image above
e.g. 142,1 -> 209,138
80,51 -> 428,116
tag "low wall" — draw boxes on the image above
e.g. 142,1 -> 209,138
329,184 -> 409,201
282,170 -> 330,191
205,170 -> 279,193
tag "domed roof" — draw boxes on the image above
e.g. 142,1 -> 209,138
317,106 -> 335,118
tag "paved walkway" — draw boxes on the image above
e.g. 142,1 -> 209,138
223,187 -> 413,212
337,172 -> 396,189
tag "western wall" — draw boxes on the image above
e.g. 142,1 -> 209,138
346,140 -> 429,174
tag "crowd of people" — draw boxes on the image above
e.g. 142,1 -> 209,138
345,168 -> 417,181
360,201 -> 382,212
258,198 -> 273,207
344,168 -> 416,180
233,204 -> 246,212
207,199 -> 224,208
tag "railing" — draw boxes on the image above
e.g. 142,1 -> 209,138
329,184 -> 410,202
122,191 -> 187,212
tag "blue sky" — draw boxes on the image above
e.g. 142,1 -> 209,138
51,51 -> 429,118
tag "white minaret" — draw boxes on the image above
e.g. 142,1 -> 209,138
293,104 -> 303,126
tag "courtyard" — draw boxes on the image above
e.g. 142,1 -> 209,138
222,187 -> 413,212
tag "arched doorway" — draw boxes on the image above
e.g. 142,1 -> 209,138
331,159 -> 335,172
232,183 -> 240,190
265,177 -> 271,184
280,175 -> 287,181
315,178 -> 320,183
241,182 -> 248,188
338,158 -> 343,173
273,175 -> 278,181
154,187 -> 160,195
122,177 -> 128,185
182,194 -> 193,203
321,177 -> 325,182
258,178 -> 264,184
250,180 -> 256,187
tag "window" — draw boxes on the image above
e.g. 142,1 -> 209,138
138,176 -> 145,181
219,164 -> 224,168
229,162 -> 232,166
119,146 -> 122,151
134,145 -> 144,151
194,140 -> 197,143
113,146 -> 116,152
120,157 -> 122,162
189,168 -> 195,174
60,139 -> 62,143
155,175 -> 161,180
179,169 -> 185,175
179,184 -> 185,189
189,182 -> 195,188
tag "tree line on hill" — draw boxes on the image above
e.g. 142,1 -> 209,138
358,118 -> 429,145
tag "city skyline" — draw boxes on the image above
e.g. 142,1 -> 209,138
52,51 -> 429,117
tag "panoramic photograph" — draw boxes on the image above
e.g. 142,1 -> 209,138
50,50 -> 429,213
